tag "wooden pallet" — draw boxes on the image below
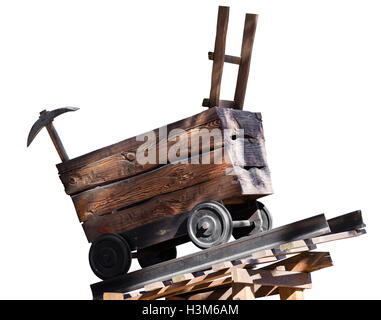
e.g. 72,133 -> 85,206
103,228 -> 365,300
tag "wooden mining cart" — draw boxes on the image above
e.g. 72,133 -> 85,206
27,6 -> 273,280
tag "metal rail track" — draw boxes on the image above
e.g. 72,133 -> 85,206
91,213 -> 334,299
91,210 -> 365,299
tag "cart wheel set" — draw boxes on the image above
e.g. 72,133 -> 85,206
89,200 -> 272,280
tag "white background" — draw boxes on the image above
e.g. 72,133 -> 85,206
0,0 -> 380,299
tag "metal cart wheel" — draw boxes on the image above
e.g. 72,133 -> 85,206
137,246 -> 177,268
187,201 -> 233,249
231,200 -> 273,240
89,233 -> 132,280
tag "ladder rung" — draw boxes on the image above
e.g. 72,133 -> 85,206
202,98 -> 235,108
208,52 -> 241,65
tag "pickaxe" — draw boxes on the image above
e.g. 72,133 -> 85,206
27,107 -> 79,162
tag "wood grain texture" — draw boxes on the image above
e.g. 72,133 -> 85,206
127,267 -> 233,300
169,287 -> 233,300
46,122 -> 69,162
70,107 -> 271,225
82,173 -> 243,242
249,270 -> 312,289
73,149 -> 230,221
82,165 -> 272,242
103,292 -> 124,300
217,108 -> 273,195
56,107 -> 220,173
208,52 -> 241,65
263,251 -> 333,273
59,107 -> 268,196
60,119 -> 222,195
279,288 -> 304,300
202,98 -> 235,108
120,251 -> 336,300
234,14 -> 258,110
231,268 -> 255,300
209,6 -> 229,107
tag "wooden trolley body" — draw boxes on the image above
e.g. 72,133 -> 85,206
57,107 -> 272,251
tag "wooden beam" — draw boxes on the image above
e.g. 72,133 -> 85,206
209,6 -> 229,107
127,267 -> 233,300
173,283 -> 278,300
144,281 -> 165,291
171,287 -> 233,300
212,261 -> 234,271
172,273 -> 194,283
202,98 -> 235,108
167,278 -> 232,299
231,268 -> 255,300
103,292 -> 124,300
249,270 -> 312,289
208,52 -> 241,65
279,288 -> 304,300
234,14 -> 258,110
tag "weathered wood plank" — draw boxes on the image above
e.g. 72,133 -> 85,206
103,292 -> 124,300
212,261 -> 234,271
82,173 -> 244,242
73,149 -> 230,221
261,251 -> 333,273
172,273 -> 194,283
56,107 -> 220,173
202,98 -> 235,108
231,268 -> 255,300
60,108 -> 267,196
167,278 -> 232,300
250,270 -> 312,289
127,267 -> 233,300
137,269 -> 310,301
144,281 -> 165,292
75,108 -> 271,223
171,287 -> 233,300
60,119 -> 223,195
279,288 -> 304,300
234,14 -> 258,110
209,6 -> 229,107
173,284 -> 274,300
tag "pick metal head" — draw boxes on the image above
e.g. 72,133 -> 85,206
27,107 -> 79,147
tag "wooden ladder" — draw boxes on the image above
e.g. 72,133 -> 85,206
203,6 -> 258,110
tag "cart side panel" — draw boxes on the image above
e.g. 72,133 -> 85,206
72,149 -> 230,222
81,174 -> 244,243
57,107 -> 220,175
58,108 -> 270,196
72,108 -> 272,230
59,117 -> 222,195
